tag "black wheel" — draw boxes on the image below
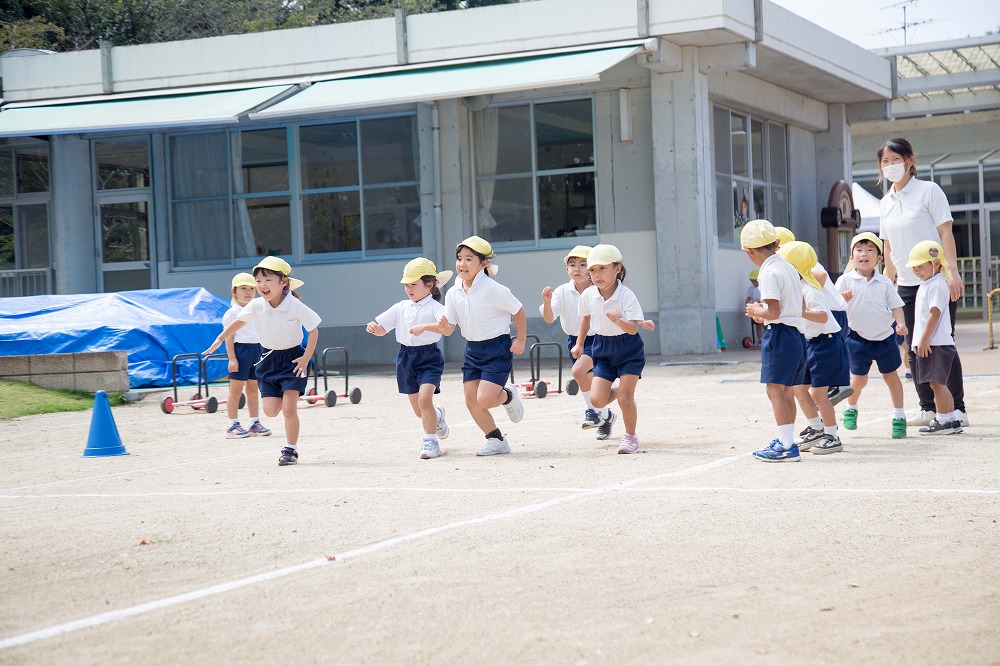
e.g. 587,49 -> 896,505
742,337 -> 753,349
238,394 -> 246,409
534,381 -> 547,398
349,387 -> 362,404
205,396 -> 219,413
307,387 -> 317,397
191,392 -> 202,410
566,379 -> 579,396
160,396 -> 174,414
324,390 -> 337,407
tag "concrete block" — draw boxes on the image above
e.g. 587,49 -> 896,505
29,374 -> 75,392
30,353 -> 75,374
0,356 -> 30,376
3,375 -> 32,385
74,351 -> 128,372
75,370 -> 130,394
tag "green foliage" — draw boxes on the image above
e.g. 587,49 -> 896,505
0,379 -> 129,419
0,16 -> 66,50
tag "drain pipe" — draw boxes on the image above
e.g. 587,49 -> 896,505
432,102 -> 445,269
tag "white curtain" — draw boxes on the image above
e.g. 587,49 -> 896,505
473,108 -> 499,232
230,135 -> 258,258
169,134 -> 229,265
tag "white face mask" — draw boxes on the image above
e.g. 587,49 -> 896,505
882,162 -> 906,183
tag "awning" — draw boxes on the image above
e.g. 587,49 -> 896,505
0,85 -> 295,137
250,46 -> 642,120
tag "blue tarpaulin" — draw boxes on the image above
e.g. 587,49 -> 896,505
0,288 -> 231,388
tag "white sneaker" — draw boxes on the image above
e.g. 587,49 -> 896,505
956,410 -> 969,427
420,438 -> 440,459
477,435 -> 511,456
502,383 -> 524,423
906,409 -> 936,427
435,405 -> 449,440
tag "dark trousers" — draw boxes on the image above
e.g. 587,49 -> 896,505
898,284 -> 965,412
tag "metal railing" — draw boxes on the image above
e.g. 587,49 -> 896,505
986,288 -> 1000,350
0,268 -> 53,297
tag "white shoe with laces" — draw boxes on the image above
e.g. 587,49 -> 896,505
906,409 -> 936,427
956,410 -> 969,427
477,435 -> 511,456
502,383 -> 524,423
420,438 -> 440,459
435,405 -> 449,440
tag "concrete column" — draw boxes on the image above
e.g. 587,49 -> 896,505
814,102 -> 851,256
50,135 -> 98,294
650,47 -> 717,354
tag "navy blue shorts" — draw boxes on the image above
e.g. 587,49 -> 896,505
760,323 -> 806,386
832,310 -> 848,340
396,344 -> 444,395
463,335 -> 513,386
255,346 -> 308,398
591,333 -> 645,381
567,334 -> 595,360
229,342 -> 262,381
846,331 -> 902,376
803,333 -> 850,389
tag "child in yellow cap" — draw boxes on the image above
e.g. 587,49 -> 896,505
779,242 -> 849,455
741,219 -> 806,462
906,240 -> 963,435
833,233 -> 908,438
203,256 -> 321,466
745,268 -> 763,345
221,272 -> 270,439
366,258 -> 454,459
437,237 -> 527,456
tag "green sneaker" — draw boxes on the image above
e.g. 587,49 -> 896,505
842,408 -> 858,430
891,417 -> 907,439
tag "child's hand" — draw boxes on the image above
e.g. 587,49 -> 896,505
745,302 -> 762,318
606,310 -> 622,324
541,286 -> 553,302
510,338 -> 525,355
291,356 -> 309,378
438,314 -> 451,329
365,321 -> 377,334
639,319 -> 656,331
228,360 -> 239,373
916,342 -> 931,358
408,324 -> 426,336
202,339 -> 221,355
896,323 -> 908,337
570,343 -> 582,359
752,315 -> 765,325
841,290 -> 853,302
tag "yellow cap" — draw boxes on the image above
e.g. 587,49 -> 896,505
774,226 -> 795,246
906,239 -> 952,280
749,269 -> 759,280
587,244 -> 623,267
253,256 -> 304,290
457,235 -> 494,258
231,272 -> 255,289
563,245 -> 591,264
850,232 -> 883,254
778,241 -> 823,291
740,219 -> 777,249
400,257 -> 454,286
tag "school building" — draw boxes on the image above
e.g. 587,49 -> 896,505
4,0 -> 977,363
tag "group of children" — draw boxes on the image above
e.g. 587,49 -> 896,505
204,238 -> 649,465
741,219 -> 965,463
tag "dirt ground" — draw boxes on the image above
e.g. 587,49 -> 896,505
2,323 -> 999,665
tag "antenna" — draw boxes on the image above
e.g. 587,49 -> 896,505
877,0 -> 934,45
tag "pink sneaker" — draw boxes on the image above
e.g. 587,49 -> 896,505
618,433 -> 639,455
247,421 -> 271,436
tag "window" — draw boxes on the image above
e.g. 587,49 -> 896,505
0,141 -> 51,277
94,139 -> 150,190
167,114 -> 420,268
472,98 -> 596,246
712,106 -> 788,245
932,167 -> 981,206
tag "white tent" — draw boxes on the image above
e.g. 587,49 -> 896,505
852,182 -> 881,234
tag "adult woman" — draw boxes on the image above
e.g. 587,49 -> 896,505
877,137 -> 967,427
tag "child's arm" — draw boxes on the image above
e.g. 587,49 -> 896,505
639,319 -> 656,331
606,310 -> 639,335
510,307 -> 527,355
365,321 -> 388,336
891,306 -> 908,337
409,322 -> 447,336
540,286 -> 556,323
801,297 -> 828,324
436,314 -> 456,337
916,307 -> 940,358
882,238 -> 897,283
224,337 -> 239,373
746,298 -> 780,321
203,320 -> 247,355
571,316 -> 591,359
292,328 -> 319,378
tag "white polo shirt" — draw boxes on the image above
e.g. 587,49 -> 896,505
223,303 -> 260,344
236,294 -> 322,350
834,270 -> 903,341
443,270 -> 523,341
879,177 -> 953,287
578,281 -> 644,336
375,295 -> 446,346
799,282 -> 840,339
814,263 -> 847,312
757,254 -> 802,327
913,274 -> 954,348
539,281 -> 597,337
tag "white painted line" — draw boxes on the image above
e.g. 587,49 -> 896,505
627,485 -> 1000,495
0,452 -> 745,650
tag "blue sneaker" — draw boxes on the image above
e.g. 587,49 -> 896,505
752,439 -> 800,463
247,421 -> 271,436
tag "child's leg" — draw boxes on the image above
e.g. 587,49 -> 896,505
262,396 -> 283,418
281,391 -> 300,445
572,355 -> 593,392
616,374 -> 639,434
245,379 -> 260,418
765,383 -> 795,425
849,373 -> 867,405
227,379 -> 246,420
930,381 -> 954,416
882,372 -> 905,409
794,384 -> 818,420
589,376 -> 614,409
464,380 -> 499,434
413,384 -> 437,435
809,385 -> 836,427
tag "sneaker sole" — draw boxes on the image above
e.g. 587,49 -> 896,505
420,452 -> 440,459
278,459 -> 297,466
476,448 -> 510,456
227,433 -> 252,439
752,454 -> 800,462
812,444 -> 843,455
828,388 -> 854,407
581,422 -> 600,430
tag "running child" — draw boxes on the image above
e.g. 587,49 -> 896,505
540,244 -> 609,432
779,242 -> 849,455
437,236 -> 527,456
221,272 -> 270,439
834,232 -> 908,438
907,240 -> 963,435
574,244 -> 646,454
203,256 -> 320,466
366,258 -> 454,459
742,219 -> 806,462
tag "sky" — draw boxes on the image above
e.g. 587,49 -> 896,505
769,0 -> 1000,50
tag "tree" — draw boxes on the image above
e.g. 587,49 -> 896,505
0,16 -> 66,50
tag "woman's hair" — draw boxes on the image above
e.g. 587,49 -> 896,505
253,266 -> 300,298
876,137 -> 918,185
421,275 -> 442,302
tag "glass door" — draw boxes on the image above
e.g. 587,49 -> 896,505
985,207 -> 1000,317
99,197 -> 152,292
